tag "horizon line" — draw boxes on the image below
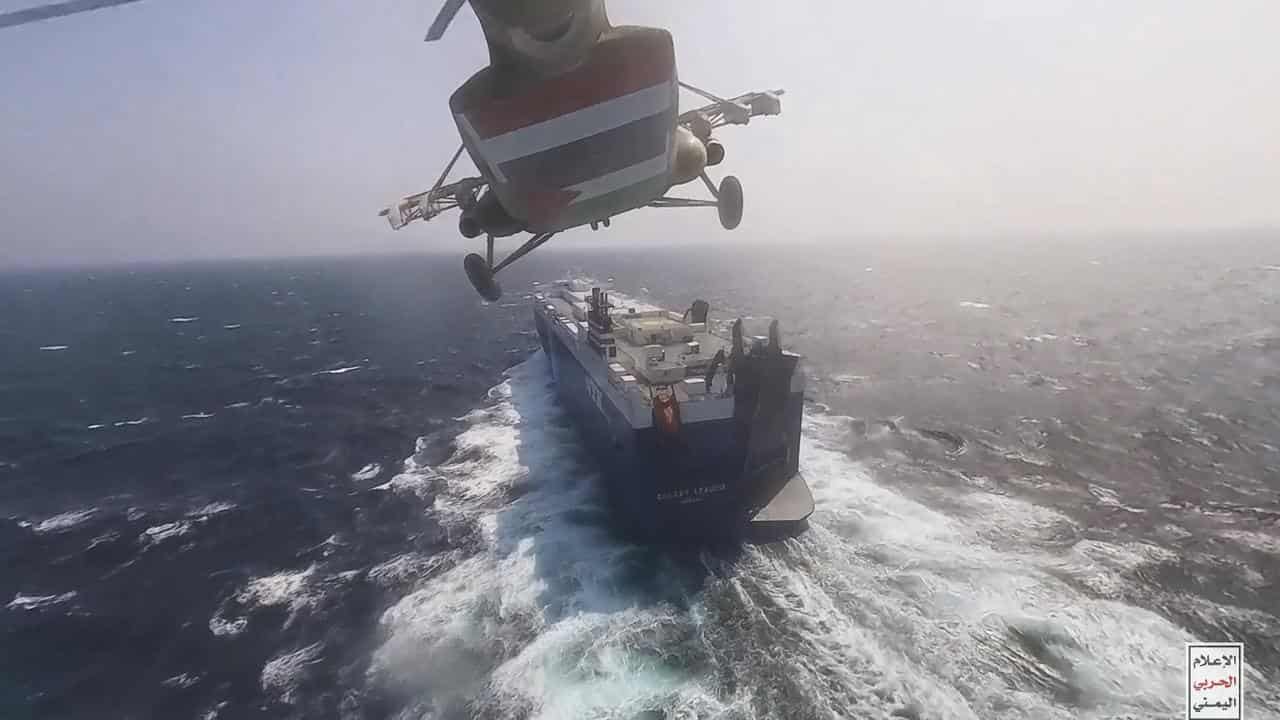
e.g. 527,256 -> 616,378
2,225 -> 1277,274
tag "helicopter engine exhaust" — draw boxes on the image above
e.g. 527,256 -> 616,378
460,189 -> 525,238
671,125 -> 708,185
706,140 -> 725,167
458,215 -> 483,239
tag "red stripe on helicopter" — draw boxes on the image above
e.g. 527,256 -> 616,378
522,187 -> 580,226
464,33 -> 675,139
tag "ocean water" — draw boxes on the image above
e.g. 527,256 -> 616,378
2,237 -> 1278,719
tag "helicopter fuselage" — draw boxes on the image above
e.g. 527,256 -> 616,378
451,24 -> 681,234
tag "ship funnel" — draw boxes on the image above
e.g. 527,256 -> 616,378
684,299 -> 709,324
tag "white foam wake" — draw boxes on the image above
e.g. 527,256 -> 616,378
209,566 -> 321,638
372,353 -> 710,718
139,521 -> 192,546
351,463 -> 382,482
7,592 -> 77,611
746,413 -> 1194,718
261,642 -> 323,704
366,353 -> 1278,719
34,508 -> 96,534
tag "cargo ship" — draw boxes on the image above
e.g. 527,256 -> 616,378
532,280 -> 812,542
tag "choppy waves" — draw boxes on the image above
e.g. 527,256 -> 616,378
348,353 -> 1280,719
9,348 -> 1279,719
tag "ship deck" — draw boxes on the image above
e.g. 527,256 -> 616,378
542,289 -> 733,390
533,281 -> 813,543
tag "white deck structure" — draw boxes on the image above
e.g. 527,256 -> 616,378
535,280 -> 760,429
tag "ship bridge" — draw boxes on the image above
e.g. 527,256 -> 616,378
538,281 -> 736,401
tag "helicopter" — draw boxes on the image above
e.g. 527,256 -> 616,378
379,0 -> 785,300
2,0 -> 784,302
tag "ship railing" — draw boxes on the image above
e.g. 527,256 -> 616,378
603,369 -> 728,407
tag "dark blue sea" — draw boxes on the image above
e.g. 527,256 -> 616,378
3,237 -> 1279,720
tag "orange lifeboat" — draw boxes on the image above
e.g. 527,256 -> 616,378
653,386 -> 681,435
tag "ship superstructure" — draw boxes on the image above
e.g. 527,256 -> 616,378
532,280 -> 812,541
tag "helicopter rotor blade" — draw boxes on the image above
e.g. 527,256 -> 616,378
424,0 -> 466,41
0,0 -> 145,30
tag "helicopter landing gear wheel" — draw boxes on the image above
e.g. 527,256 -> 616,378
717,175 -> 743,230
462,232 -> 557,302
463,253 -> 502,302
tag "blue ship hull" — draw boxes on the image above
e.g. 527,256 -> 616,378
534,309 -> 809,542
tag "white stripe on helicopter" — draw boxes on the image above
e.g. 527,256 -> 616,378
459,81 -> 673,165
563,152 -> 670,205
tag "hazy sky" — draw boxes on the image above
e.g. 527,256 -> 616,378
2,0 -> 1277,267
